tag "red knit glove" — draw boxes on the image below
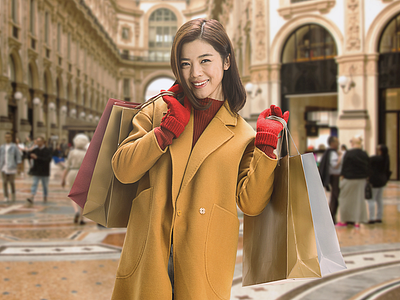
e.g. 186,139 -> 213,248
160,84 -> 191,138
255,105 -> 289,157
154,84 -> 191,150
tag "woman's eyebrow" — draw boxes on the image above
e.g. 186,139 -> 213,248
180,53 -> 214,61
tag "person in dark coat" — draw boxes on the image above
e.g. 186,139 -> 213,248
367,144 -> 390,223
26,136 -> 52,203
337,135 -> 370,228
319,136 -> 343,224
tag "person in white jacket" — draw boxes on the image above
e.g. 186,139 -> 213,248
0,132 -> 22,202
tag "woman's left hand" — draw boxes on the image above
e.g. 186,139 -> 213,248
255,105 -> 289,156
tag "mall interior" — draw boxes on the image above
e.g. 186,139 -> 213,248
1,0 -> 400,299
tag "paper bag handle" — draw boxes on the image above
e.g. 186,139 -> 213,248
113,90 -> 176,117
266,116 -> 300,159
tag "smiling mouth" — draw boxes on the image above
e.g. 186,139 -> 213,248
192,80 -> 209,88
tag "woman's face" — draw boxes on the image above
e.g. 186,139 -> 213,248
180,39 -> 230,101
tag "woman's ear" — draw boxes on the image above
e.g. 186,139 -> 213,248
224,54 -> 231,70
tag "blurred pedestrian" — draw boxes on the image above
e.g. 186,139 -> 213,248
319,136 -> 343,224
0,132 -> 22,202
336,135 -> 370,228
24,136 -> 35,168
15,137 -> 25,177
52,143 -> 66,169
61,134 -> 89,225
26,136 -> 52,204
60,138 -> 70,159
367,144 -> 391,224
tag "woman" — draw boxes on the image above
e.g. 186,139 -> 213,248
367,144 -> 390,223
336,135 -> 370,228
111,19 -> 289,300
61,134 -> 89,224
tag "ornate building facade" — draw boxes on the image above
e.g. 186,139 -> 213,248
1,0 -> 399,180
210,0 -> 400,180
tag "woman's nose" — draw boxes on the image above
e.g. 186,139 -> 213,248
191,63 -> 202,77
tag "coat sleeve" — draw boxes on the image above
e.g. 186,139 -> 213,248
112,101 -> 167,184
236,143 -> 277,216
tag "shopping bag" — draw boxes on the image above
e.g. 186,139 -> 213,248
69,91 -> 174,227
82,105 -> 140,227
242,119 -> 346,286
68,98 -> 140,209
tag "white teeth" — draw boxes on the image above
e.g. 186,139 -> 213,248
193,80 -> 208,86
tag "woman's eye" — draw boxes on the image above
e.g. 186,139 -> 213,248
180,62 -> 190,68
201,59 -> 211,63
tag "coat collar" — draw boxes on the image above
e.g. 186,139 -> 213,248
169,102 -> 237,203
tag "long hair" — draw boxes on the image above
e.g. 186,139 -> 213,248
170,18 -> 246,113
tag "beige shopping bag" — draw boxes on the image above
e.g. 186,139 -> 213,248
242,120 -> 346,286
83,105 -> 140,227
82,91 -> 173,227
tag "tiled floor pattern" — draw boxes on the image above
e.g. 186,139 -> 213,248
0,164 -> 399,299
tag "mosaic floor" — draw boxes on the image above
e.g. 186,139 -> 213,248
0,163 -> 399,300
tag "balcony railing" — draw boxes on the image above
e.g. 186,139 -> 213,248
120,53 -> 170,62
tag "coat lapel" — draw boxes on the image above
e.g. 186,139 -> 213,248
169,112 -> 194,204
180,103 -> 236,194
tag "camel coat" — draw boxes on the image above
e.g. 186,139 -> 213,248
111,98 -> 277,300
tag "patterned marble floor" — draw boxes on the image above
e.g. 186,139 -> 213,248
0,162 -> 399,300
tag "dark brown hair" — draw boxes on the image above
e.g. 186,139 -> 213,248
170,18 -> 246,113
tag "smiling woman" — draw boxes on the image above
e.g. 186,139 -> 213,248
179,39 -> 230,101
111,18 -> 289,300
170,19 -> 245,112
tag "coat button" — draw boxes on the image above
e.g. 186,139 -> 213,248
199,208 -> 205,215
177,210 -> 182,216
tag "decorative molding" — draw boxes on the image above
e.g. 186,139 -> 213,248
278,0 -> 336,20
182,5 -> 209,18
0,76 -> 12,93
346,0 -> 361,51
254,0 -> 267,62
28,48 -> 39,61
8,36 -> 22,52
365,53 -> 379,76
250,67 -> 269,83
339,110 -> 369,120
269,64 -> 282,82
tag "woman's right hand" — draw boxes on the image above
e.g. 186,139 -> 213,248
160,84 -> 191,138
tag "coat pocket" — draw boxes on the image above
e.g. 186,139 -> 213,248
205,204 -> 239,300
116,187 -> 153,278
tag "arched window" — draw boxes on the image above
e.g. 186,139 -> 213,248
282,24 -> 337,63
148,8 -> 177,61
378,13 -> 400,180
379,15 -> 400,53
